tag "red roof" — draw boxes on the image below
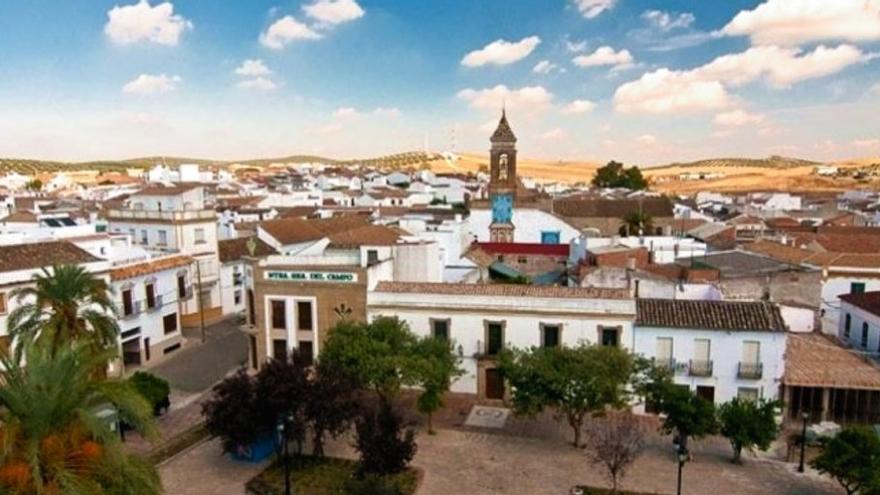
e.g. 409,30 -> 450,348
473,242 -> 569,256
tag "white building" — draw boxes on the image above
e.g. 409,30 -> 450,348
218,237 -> 277,316
368,283 -> 634,400
468,207 -> 582,244
838,292 -> 880,354
633,298 -> 788,406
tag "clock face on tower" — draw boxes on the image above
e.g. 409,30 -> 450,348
491,193 -> 513,224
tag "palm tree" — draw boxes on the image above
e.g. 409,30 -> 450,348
0,341 -> 160,495
619,210 -> 654,237
7,264 -> 118,360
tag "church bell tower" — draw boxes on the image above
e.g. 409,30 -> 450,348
488,109 -> 517,243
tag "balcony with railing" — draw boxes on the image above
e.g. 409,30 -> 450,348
145,294 -> 164,312
737,362 -> 763,379
107,208 -> 217,223
688,359 -> 713,377
474,339 -> 506,359
652,357 -> 677,372
118,300 -> 142,319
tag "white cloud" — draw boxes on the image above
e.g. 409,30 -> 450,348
722,0 -> 880,46
642,10 -> 695,31
333,107 -> 361,119
565,39 -> 588,53
572,0 -> 616,19
373,107 -> 402,118
541,128 -> 568,141
853,138 -> 880,148
638,134 -> 658,146
236,77 -> 278,91
104,0 -> 192,46
461,36 -> 541,67
614,44 -> 869,113
713,109 -> 766,127
235,59 -> 272,77
560,99 -> 596,114
573,46 -> 634,70
533,60 -> 562,74
457,85 -> 554,113
122,73 -> 180,95
302,0 -> 364,25
260,15 -> 322,50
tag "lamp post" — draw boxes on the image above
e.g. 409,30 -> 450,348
798,411 -> 809,473
277,413 -> 294,495
676,445 -> 688,495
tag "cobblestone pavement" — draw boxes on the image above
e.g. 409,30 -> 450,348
159,438 -> 266,495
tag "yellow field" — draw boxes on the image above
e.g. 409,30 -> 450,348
427,152 -> 600,184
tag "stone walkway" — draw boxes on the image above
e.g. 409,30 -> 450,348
159,438 -> 266,495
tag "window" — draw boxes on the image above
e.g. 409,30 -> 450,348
194,228 -> 206,244
297,301 -> 313,331
600,326 -> 619,347
234,290 -> 242,306
431,319 -> 450,341
367,249 -> 379,265
486,322 -> 504,356
656,337 -> 673,364
158,230 -> 168,246
145,283 -> 156,309
177,275 -> 187,298
694,338 -> 710,362
163,313 -> 178,335
272,339 -> 287,360
737,388 -> 759,402
852,282 -> 866,294
742,341 -> 760,364
0,293 -> 7,315
540,231 -> 560,244
271,300 -> 286,329
517,257 -> 528,264
144,338 -> 151,362
541,324 -> 560,348
140,229 -> 148,245
844,313 -> 852,338
122,289 -> 134,316
862,322 -> 870,348
299,341 -> 314,366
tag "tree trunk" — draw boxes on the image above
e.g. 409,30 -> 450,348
312,430 -> 325,458
427,411 -> 435,435
732,444 -> 742,464
611,474 -> 619,494
568,412 -> 584,448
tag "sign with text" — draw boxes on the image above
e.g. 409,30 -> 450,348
264,270 -> 358,283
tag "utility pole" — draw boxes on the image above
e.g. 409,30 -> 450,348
195,259 -> 206,344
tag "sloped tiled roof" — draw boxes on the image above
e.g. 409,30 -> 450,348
785,333 -> 880,390
326,225 -> 404,248
636,298 -> 786,332
218,237 -> 277,263
840,291 -> 880,318
134,184 -> 200,196
110,255 -> 192,281
258,215 -> 370,246
373,281 -> 629,300
0,241 -> 102,274
553,197 -> 673,218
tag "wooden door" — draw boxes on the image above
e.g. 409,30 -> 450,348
485,368 -> 504,400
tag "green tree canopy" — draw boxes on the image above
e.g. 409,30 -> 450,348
620,210 -> 654,236
591,161 -> 647,190
812,426 -> 880,495
718,398 -> 780,463
7,264 -> 119,362
641,368 -> 717,450
0,341 -> 160,495
414,336 -> 464,434
498,344 -> 638,447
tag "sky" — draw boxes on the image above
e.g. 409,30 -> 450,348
0,0 -> 878,165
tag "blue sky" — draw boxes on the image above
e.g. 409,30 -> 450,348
0,0 -> 878,164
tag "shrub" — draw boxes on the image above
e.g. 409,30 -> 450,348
128,371 -> 170,414
202,369 -> 266,454
354,400 -> 417,476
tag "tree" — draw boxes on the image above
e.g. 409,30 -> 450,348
0,341 -> 160,495
128,371 -> 171,416
414,336 -> 463,434
498,344 -> 636,447
254,350 -> 311,453
202,368 -> 266,455
619,210 -> 654,236
641,369 -> 717,451
591,161 -> 647,190
811,426 -> 880,495
718,398 -> 780,464
354,399 -> 417,476
24,179 -> 42,191
583,413 -> 646,494
306,363 -> 360,457
7,264 -> 119,361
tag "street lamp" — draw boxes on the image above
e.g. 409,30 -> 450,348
277,413 -> 295,495
798,411 -> 809,473
676,445 -> 688,495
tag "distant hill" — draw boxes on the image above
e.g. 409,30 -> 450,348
649,156 -> 824,172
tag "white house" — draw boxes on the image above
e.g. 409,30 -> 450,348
368,283 -> 634,400
633,298 -> 788,406
838,292 -> 880,354
217,237 -> 277,316
468,208 -> 582,244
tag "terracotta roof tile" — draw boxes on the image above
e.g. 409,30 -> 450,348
0,241 -> 102,273
110,255 -> 193,281
218,237 -> 277,263
134,184 -> 200,196
553,197 -> 673,218
373,281 -> 629,300
258,215 -> 370,246
840,291 -> 880,317
327,225 -> 404,248
784,333 -> 880,389
636,298 -> 786,332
